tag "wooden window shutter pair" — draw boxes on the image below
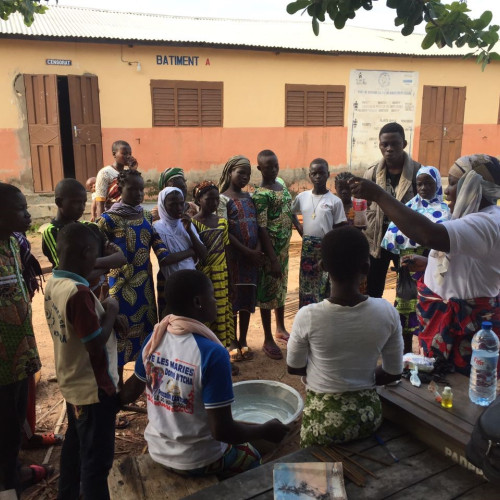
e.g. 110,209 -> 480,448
151,80 -> 223,127
285,84 -> 345,127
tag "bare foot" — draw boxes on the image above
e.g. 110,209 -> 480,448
275,329 -> 290,343
262,341 -> 283,360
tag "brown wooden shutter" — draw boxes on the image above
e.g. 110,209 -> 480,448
286,84 -> 345,127
151,80 -> 222,127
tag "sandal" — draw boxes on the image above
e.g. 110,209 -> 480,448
22,464 -> 54,489
240,346 -> 254,361
115,415 -> 130,429
228,348 -> 243,363
262,344 -> 283,360
23,432 -> 63,449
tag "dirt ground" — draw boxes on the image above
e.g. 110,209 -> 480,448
20,229 -> 396,499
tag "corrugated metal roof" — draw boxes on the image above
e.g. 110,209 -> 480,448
0,5 -> 472,57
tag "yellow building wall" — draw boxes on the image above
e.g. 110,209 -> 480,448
1,38 -> 499,188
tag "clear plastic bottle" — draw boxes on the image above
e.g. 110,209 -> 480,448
469,321 -> 499,406
441,386 -> 453,408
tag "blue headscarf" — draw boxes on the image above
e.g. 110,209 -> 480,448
381,166 -> 451,253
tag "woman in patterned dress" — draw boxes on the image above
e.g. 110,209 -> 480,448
97,170 -> 169,380
253,150 -> 293,361
192,182 -> 239,377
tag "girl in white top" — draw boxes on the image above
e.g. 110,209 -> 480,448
350,154 -> 500,376
287,226 -> 403,447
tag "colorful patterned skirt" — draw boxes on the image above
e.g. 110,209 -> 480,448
300,388 -> 382,447
394,247 -> 426,353
417,280 -> 500,376
299,235 -> 330,308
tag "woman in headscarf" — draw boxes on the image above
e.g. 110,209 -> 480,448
350,154 -> 500,375
381,166 -> 451,353
154,187 -> 207,319
152,168 -> 198,221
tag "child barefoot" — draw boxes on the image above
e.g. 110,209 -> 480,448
287,227 -> 403,447
218,156 -> 265,361
192,182 -> 238,372
97,170 -> 170,380
0,183 -> 49,494
154,187 -> 207,319
253,150 -> 293,360
120,270 -> 289,478
292,158 -> 346,307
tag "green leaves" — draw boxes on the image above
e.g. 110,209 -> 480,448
0,0 -> 48,26
286,0 -> 499,67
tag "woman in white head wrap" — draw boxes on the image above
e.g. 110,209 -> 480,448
154,187 -> 207,318
350,154 -> 500,375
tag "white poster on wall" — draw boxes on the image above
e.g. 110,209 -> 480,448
347,70 -> 419,170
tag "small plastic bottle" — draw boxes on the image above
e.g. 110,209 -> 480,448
469,321 -> 499,406
441,386 -> 453,408
353,198 -> 368,228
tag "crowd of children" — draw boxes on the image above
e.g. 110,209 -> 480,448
5,122 -> 499,498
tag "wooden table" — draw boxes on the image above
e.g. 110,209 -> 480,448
186,420 -> 498,500
377,372 -> 490,472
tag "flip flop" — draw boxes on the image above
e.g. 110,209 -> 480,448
262,344 -> 283,360
228,348 -> 243,363
240,346 -> 254,361
115,415 -> 130,429
23,432 -> 63,449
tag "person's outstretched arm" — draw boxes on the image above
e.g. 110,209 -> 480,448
349,177 -> 450,252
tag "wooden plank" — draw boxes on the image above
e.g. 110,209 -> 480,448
454,481 -> 500,499
386,464 -> 488,499
109,454 -> 217,500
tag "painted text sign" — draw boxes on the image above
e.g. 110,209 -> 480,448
46,59 -> 72,66
156,55 -> 199,66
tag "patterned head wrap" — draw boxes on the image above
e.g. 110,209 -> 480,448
158,167 -> 185,190
218,155 -> 251,193
192,181 -> 218,203
382,166 -> 450,253
448,155 -> 500,219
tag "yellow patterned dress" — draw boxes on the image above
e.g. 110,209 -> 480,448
97,211 -> 168,365
193,218 -> 235,347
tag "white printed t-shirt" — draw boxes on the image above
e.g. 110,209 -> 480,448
135,331 -> 234,470
425,205 -> 500,300
291,190 -> 346,238
95,165 -> 119,202
287,298 -> 403,394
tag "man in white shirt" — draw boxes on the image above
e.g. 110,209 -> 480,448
292,158 -> 346,307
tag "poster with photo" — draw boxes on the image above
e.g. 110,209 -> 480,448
347,70 -> 419,170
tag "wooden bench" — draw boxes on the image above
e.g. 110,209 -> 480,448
108,454 -> 218,499
186,421 -> 498,499
377,372 -> 490,472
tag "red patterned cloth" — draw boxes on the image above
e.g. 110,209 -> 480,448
417,278 -> 500,376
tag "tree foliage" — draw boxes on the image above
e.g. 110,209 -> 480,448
0,0 -> 48,26
286,0 -> 499,68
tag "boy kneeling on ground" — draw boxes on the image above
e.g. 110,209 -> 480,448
120,269 -> 289,478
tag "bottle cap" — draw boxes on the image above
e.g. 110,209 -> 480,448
482,321 -> 492,329
443,386 -> 452,394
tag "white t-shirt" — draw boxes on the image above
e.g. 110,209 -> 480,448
425,205 -> 500,300
287,298 -> 403,394
291,190 -> 346,238
135,331 -> 233,470
95,165 -> 119,201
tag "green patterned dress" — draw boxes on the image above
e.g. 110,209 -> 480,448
252,178 -> 293,310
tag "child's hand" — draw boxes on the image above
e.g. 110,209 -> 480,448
400,254 -> 427,272
261,419 -> 290,443
113,314 -> 129,337
270,259 -> 282,278
128,156 -> 138,170
181,214 -> 192,231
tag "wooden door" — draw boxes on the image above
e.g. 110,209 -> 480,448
418,85 -> 466,176
67,75 -> 103,184
24,74 -> 63,192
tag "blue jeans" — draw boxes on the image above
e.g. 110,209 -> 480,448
57,390 -> 119,500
